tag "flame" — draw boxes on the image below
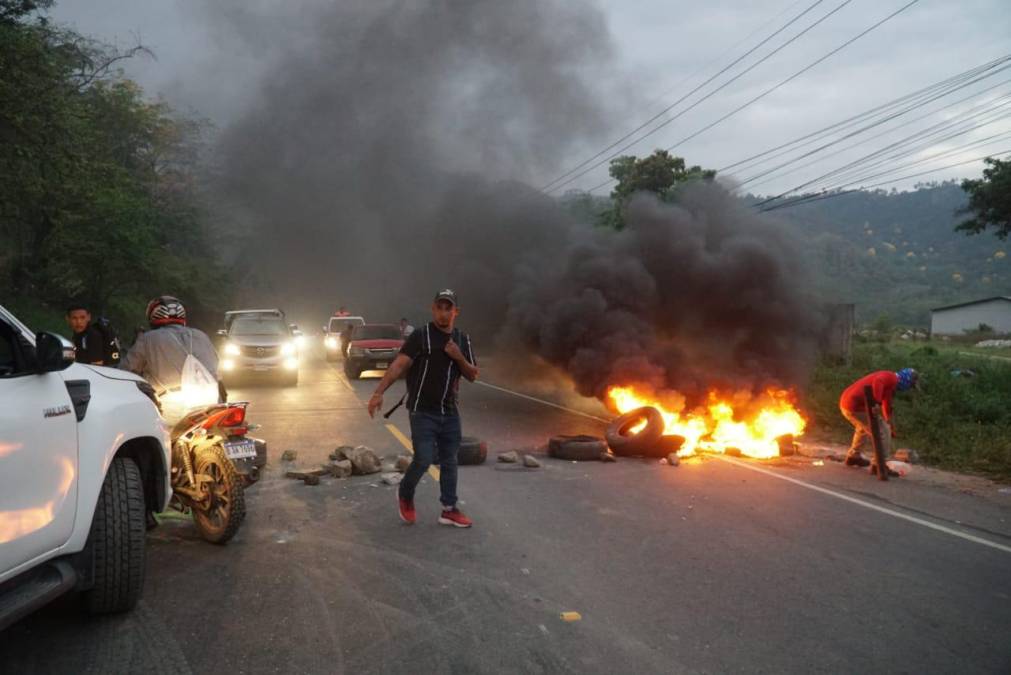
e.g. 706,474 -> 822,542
607,385 -> 805,459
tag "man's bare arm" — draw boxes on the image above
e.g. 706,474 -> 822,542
367,353 -> 413,418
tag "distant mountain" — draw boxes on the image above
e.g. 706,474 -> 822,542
761,183 -> 1010,326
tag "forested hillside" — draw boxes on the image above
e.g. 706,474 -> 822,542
768,183 -> 1008,326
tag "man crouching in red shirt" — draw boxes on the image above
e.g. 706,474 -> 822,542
839,368 -> 919,467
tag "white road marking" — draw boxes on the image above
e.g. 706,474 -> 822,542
714,454 -> 1011,555
386,423 -> 440,480
475,381 -> 610,423
477,380 -> 1011,556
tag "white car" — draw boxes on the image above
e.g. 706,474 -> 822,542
0,305 -> 171,630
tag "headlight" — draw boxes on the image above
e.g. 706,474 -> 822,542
221,359 -> 235,371
324,336 -> 338,349
283,357 -> 298,370
281,342 -> 296,356
294,334 -> 306,348
224,342 -> 241,356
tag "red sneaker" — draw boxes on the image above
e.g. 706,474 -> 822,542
438,507 -> 472,528
398,497 -> 416,524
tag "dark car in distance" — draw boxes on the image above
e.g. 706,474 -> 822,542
343,324 -> 404,379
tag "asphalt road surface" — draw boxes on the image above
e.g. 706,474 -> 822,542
2,343 -> 1010,674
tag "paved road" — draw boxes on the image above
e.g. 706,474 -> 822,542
2,343 -> 1010,674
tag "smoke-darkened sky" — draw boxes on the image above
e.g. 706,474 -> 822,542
53,0 -> 1011,194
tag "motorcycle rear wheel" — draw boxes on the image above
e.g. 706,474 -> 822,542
191,445 -> 246,544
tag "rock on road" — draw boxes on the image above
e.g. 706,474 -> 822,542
2,343 -> 1010,674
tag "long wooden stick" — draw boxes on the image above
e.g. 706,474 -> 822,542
863,385 -> 889,481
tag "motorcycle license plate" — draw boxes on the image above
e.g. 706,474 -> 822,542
375,362 -> 389,369
224,440 -> 257,460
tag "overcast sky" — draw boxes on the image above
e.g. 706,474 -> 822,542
52,0 -> 1011,196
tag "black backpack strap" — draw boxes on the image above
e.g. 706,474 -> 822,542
383,391 -> 407,418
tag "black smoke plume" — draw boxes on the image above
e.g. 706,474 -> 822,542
206,0 -> 824,407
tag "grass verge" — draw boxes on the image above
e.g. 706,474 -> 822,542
807,342 -> 1011,481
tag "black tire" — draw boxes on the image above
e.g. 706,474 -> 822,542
344,362 -> 361,380
548,435 -> 607,461
606,406 -> 665,456
83,457 -> 146,614
458,436 -> 488,465
191,445 -> 246,544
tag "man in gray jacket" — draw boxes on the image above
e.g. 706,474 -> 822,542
120,296 -> 220,397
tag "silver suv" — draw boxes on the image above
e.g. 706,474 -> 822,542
220,315 -> 300,386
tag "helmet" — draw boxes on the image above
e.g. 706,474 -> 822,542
896,367 -> 918,391
146,295 -> 187,327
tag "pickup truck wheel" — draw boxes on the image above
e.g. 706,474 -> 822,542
344,363 -> 361,380
83,456 -> 146,614
191,445 -> 246,544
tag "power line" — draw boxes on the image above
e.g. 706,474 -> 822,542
545,0 -> 853,194
742,85 -> 1011,191
720,55 -> 1011,174
753,96 -> 1011,204
539,0 -> 817,192
757,149 -> 1011,212
588,0 -> 923,195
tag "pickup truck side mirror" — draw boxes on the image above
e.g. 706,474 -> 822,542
35,332 -> 75,373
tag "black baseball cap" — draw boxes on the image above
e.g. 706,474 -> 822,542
434,289 -> 457,306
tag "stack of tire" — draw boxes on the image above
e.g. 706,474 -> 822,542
547,406 -> 683,461
606,406 -> 683,458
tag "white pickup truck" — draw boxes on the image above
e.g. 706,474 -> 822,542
0,304 -> 171,630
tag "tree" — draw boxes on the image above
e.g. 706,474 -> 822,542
600,150 -> 715,228
958,157 -> 1011,240
0,2 -> 227,329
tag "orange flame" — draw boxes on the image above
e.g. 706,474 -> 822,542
607,385 -> 805,459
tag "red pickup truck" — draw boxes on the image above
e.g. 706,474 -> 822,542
344,324 -> 404,379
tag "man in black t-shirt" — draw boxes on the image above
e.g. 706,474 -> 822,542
368,289 -> 479,527
65,304 -> 106,365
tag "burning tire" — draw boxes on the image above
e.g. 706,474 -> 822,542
606,406 -> 665,456
548,435 -> 607,461
458,436 -> 487,465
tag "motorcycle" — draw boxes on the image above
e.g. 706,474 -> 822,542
164,400 -> 266,544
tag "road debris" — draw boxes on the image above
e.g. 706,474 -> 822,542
381,472 -> 403,485
886,460 -> 911,476
667,452 -> 680,467
523,455 -> 542,468
281,449 -> 298,462
600,451 -> 617,462
326,459 -> 353,478
395,455 -> 412,473
560,612 -> 582,622
498,450 -> 520,463
548,434 -> 607,461
331,445 -> 382,475
812,460 -> 825,466
892,448 -> 920,464
329,445 -> 355,461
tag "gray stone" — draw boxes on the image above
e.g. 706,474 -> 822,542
666,452 -> 681,467
892,448 -> 920,464
303,474 -> 320,486
281,450 -> 298,462
395,455 -> 412,473
329,445 -> 354,461
327,459 -> 353,479
497,450 -> 520,464
346,445 -> 382,475
523,455 -> 542,468
600,452 -> 617,463
381,472 -> 403,485
284,471 -> 309,480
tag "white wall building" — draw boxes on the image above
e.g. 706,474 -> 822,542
930,296 -> 1011,335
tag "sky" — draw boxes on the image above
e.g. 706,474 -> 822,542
51,0 -> 1011,196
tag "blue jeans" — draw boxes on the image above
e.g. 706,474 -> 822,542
399,411 -> 461,508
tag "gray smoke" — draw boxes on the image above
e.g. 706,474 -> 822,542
206,0 -> 824,408
208,0 -> 619,334
502,182 -> 825,407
